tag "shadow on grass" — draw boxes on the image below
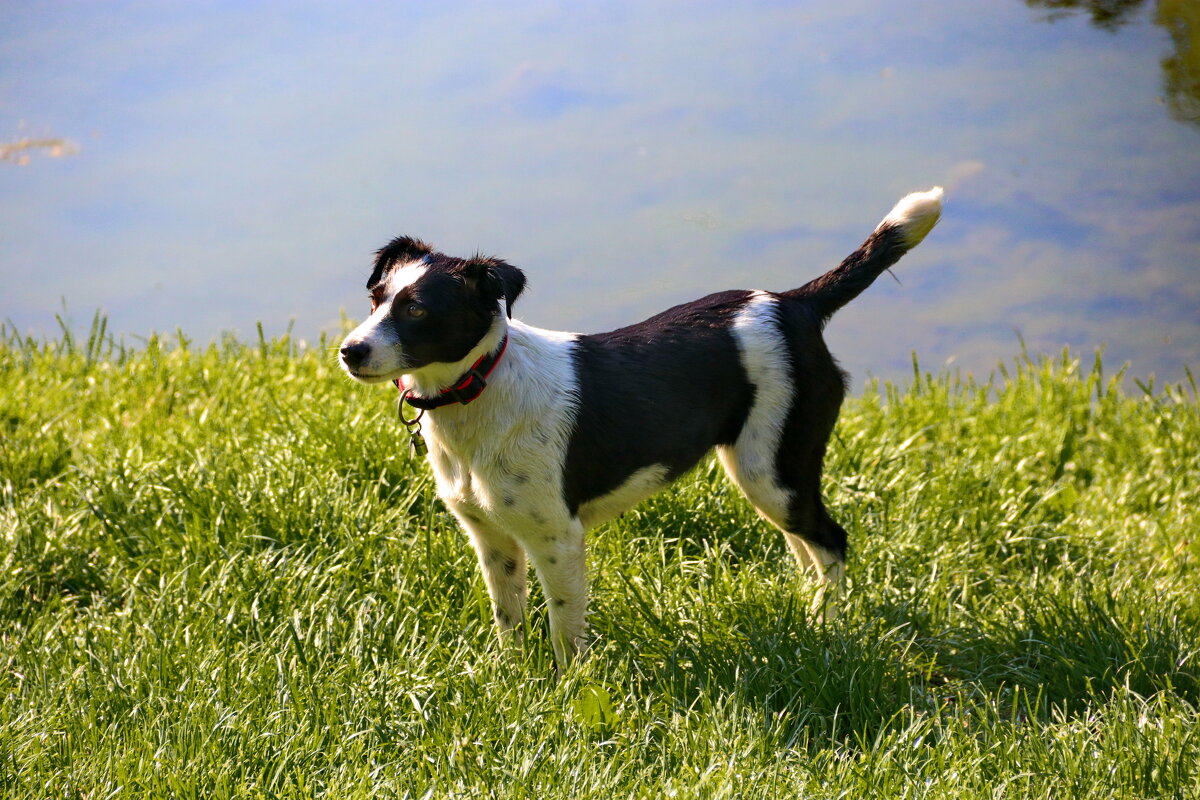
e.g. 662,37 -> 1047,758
601,578 -> 1200,750
927,591 -> 1200,713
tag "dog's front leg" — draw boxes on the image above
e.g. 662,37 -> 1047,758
459,516 -> 529,647
527,518 -> 589,667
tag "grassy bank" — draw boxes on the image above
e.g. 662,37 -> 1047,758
1,320 -> 1197,798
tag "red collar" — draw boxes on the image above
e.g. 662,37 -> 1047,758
395,335 -> 508,410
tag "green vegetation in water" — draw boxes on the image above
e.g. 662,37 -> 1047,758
1,316 -> 1197,798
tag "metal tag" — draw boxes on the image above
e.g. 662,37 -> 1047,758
398,390 -> 428,458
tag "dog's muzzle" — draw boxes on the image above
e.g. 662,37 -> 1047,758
340,340 -> 371,371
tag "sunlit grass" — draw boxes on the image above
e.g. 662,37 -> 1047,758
1,316 -> 1197,798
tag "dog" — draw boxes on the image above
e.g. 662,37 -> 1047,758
340,187 -> 943,666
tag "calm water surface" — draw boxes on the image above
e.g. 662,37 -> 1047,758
2,0 -> 1197,386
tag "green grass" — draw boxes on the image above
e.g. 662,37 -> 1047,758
1,316 -> 1198,798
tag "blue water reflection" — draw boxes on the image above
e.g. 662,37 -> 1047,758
1,1 -> 1196,386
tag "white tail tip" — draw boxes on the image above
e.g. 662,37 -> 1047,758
879,186 -> 944,247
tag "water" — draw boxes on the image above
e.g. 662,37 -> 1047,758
2,0 -> 1197,386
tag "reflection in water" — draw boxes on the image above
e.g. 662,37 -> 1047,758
1026,0 -> 1200,126
1158,0 -> 1200,124
1027,0 -> 1148,29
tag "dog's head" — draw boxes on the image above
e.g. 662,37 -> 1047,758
339,236 -> 526,384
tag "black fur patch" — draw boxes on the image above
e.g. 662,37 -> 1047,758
562,291 -> 755,514
462,255 -> 526,318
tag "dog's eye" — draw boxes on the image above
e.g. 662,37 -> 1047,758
405,303 -> 426,319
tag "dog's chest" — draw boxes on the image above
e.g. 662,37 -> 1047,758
423,409 -> 571,530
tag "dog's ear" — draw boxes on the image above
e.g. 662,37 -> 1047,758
461,256 -> 526,318
368,236 -> 434,290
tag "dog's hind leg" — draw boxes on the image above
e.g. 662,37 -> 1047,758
723,293 -> 846,618
717,430 -> 847,620
771,357 -> 850,618
459,516 -> 529,647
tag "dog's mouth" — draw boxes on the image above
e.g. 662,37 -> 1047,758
345,370 -> 391,384
342,364 -> 405,384
339,354 -> 408,384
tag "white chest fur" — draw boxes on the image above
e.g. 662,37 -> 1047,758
421,321 -> 581,535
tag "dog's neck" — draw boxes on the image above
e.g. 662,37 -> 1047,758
401,316 -> 509,401
413,319 -> 581,477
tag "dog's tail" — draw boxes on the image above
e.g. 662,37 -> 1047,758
784,187 -> 943,323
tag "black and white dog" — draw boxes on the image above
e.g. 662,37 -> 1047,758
340,187 -> 943,666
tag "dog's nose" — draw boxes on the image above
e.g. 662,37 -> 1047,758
340,340 -> 371,369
